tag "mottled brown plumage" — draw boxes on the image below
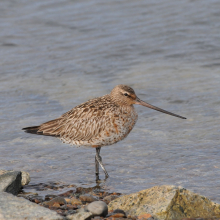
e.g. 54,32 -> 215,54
23,84 -> 186,179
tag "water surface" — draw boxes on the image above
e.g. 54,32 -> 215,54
1,0 -> 220,201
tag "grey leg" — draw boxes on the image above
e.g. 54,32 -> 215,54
95,151 -> 99,180
95,147 -> 109,179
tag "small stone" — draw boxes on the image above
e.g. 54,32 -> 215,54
70,197 -> 82,205
108,213 -> 125,218
106,208 -> 127,218
43,196 -> 66,207
45,194 -> 57,201
138,213 -> 152,219
113,209 -> 126,216
21,171 -> 30,186
34,199 -> 41,204
79,194 -> 98,203
85,201 -> 108,217
52,202 -> 60,208
59,190 -> 74,197
103,195 -> 119,204
65,198 -> 71,203
29,195 -> 44,203
68,210 -> 77,215
67,211 -> 93,220
66,204 -> 78,210
59,204 -> 68,210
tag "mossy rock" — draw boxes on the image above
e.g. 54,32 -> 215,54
108,185 -> 220,220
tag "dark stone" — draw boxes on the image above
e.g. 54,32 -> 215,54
113,209 -> 126,216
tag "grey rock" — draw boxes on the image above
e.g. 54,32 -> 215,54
0,192 -> 63,220
0,171 -> 22,195
67,211 -> 93,220
0,170 -> 30,186
85,201 -> 108,217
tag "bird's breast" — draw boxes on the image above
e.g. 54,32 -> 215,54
96,106 -> 138,146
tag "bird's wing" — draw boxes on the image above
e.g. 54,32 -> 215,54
37,96 -> 116,142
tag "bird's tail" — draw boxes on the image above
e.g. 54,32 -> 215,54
22,119 -> 62,137
22,126 -> 41,134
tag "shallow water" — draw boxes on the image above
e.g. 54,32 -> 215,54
1,0 -> 220,201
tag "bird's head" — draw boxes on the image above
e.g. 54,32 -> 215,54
110,84 -> 186,119
110,84 -> 137,106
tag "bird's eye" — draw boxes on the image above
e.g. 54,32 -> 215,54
124,93 -> 128,96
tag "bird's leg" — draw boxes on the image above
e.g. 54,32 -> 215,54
95,150 -> 99,180
95,147 -> 109,179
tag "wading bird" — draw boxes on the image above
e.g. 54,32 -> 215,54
23,85 -> 186,180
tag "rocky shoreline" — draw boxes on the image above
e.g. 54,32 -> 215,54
0,170 -> 220,220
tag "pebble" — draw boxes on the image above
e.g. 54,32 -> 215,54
85,201 -> 108,217
52,202 -> 60,208
45,194 -> 57,201
79,194 -> 98,203
64,197 -> 71,203
20,171 -> 30,186
43,196 -> 66,207
106,209 -> 127,218
103,195 -> 119,204
138,213 -> 152,219
34,198 -> 42,204
113,209 -> 126,216
66,204 -> 78,210
29,196 -> 44,203
107,213 -> 125,218
58,190 -> 74,197
69,197 -> 82,205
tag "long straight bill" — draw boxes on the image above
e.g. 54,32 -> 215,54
136,98 -> 186,119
